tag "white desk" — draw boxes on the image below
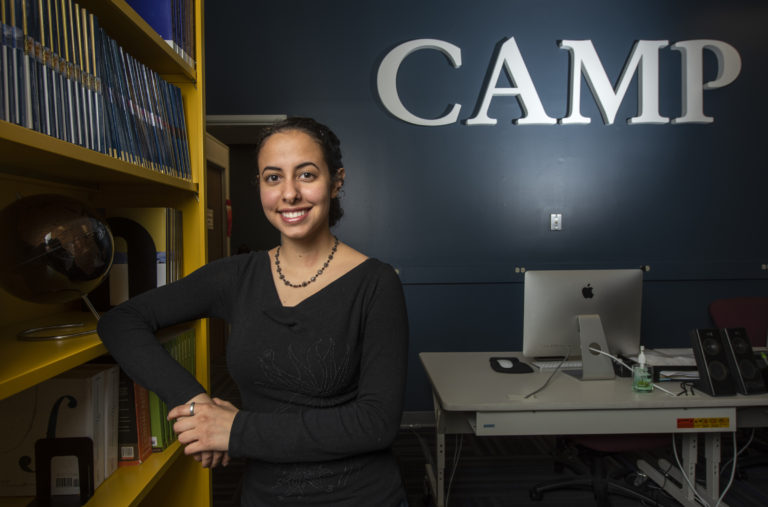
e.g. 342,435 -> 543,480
420,351 -> 768,507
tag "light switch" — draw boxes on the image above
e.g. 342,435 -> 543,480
550,213 -> 562,231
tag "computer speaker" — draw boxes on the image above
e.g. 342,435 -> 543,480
690,328 -> 738,396
721,328 -> 767,395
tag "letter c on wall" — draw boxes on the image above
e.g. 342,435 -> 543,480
377,39 -> 462,126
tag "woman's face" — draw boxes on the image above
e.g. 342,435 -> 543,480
257,129 -> 344,242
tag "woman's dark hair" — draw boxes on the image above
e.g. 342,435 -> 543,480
254,117 -> 345,227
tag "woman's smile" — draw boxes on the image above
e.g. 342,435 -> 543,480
280,208 -> 310,223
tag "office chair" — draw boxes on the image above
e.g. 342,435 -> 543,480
709,297 -> 768,347
709,297 -> 768,476
530,433 -> 672,506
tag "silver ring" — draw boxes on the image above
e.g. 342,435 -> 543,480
189,402 -> 196,417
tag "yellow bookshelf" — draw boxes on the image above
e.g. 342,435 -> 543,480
0,0 -> 210,505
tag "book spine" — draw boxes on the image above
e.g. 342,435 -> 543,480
97,24 -> 122,160
92,15 -> 112,156
48,0 -> 64,140
148,390 -> 168,451
79,5 -> 94,150
52,0 -> 68,142
88,12 -> 103,153
73,1 -> 90,149
117,370 -> 153,465
10,0 -> 26,126
67,0 -> 82,145
57,0 -> 73,143
3,1 -> 16,124
44,0 -> 57,137
103,364 -> 119,480
19,0 -> 34,129
91,368 -> 105,488
124,51 -> 150,169
1,0 -> 7,122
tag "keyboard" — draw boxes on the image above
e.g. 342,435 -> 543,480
531,359 -> 583,371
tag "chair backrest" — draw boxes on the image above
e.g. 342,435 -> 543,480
709,297 -> 768,347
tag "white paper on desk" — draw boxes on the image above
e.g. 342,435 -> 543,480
629,347 -> 697,366
658,370 -> 699,380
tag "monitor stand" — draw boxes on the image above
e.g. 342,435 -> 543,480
566,314 -> 616,380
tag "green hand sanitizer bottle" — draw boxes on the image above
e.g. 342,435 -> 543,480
633,346 -> 653,392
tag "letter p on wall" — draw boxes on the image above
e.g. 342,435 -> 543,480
672,40 -> 742,124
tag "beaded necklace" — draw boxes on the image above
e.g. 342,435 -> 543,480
274,236 -> 340,288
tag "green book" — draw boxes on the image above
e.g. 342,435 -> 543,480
148,326 -> 196,451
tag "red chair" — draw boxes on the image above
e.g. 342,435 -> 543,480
530,433 -> 671,506
709,297 -> 768,347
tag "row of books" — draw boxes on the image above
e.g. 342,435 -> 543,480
0,0 -> 191,180
0,326 -> 196,497
127,0 -> 196,68
120,326 -> 196,465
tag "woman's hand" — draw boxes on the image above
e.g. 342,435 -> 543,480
168,395 -> 239,468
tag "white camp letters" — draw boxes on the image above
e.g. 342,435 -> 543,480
376,38 -> 741,126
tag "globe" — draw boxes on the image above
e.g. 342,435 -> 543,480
0,194 -> 114,305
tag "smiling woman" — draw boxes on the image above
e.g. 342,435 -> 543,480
97,117 -> 411,506
256,128 -> 343,244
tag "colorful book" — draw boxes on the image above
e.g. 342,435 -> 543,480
117,369 -> 153,466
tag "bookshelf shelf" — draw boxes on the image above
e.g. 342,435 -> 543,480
0,121 -> 198,192
7,442 -> 185,507
87,441 -> 184,507
0,312 -> 103,400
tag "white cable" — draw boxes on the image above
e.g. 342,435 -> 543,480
650,383 -> 677,396
587,346 -> 677,396
444,434 -> 463,507
524,352 -> 569,399
715,431 -> 745,507
588,346 -> 632,371
715,434 -> 737,507
720,428 -> 754,471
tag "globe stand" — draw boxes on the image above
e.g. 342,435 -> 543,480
17,295 -> 101,342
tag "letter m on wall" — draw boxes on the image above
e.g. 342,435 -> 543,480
560,40 -> 670,125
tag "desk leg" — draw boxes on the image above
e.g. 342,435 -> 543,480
704,433 -> 723,506
682,433 -> 698,504
424,391 -> 446,507
436,428 -> 445,507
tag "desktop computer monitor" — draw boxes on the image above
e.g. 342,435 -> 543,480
522,269 -> 643,360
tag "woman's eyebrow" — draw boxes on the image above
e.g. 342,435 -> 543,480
295,161 -> 320,171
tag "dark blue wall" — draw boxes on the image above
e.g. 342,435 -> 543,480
205,0 -> 768,410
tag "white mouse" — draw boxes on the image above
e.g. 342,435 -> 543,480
496,358 -> 515,369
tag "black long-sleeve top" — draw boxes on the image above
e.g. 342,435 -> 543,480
97,251 -> 410,506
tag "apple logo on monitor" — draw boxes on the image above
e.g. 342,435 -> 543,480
582,284 -> 594,299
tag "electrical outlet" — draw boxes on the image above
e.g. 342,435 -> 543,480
550,213 -> 562,231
